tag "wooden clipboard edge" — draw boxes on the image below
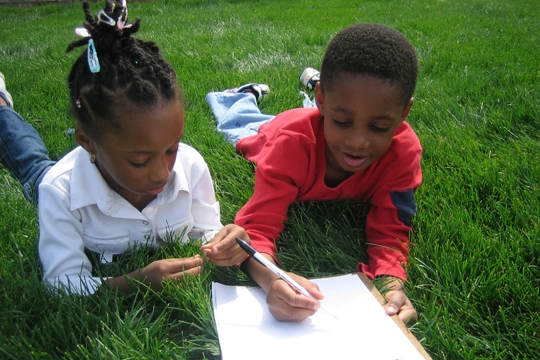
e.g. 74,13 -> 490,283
357,273 -> 432,360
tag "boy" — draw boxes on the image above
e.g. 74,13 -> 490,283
204,23 -> 421,325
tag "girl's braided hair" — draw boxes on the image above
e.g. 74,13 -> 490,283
66,0 -> 179,141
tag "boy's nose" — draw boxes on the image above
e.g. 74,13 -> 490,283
346,132 -> 370,149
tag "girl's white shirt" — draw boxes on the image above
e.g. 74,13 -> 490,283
38,143 -> 223,295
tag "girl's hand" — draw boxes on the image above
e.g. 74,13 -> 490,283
266,273 -> 324,322
201,224 -> 250,266
381,277 -> 417,326
138,255 -> 203,291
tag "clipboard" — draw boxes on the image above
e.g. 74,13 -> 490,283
212,273 -> 432,360
357,272 -> 432,359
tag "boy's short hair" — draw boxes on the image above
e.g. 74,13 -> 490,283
320,23 -> 418,106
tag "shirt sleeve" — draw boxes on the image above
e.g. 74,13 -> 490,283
38,183 -> 105,295
235,134 -> 311,259
358,145 -> 423,281
186,153 -> 223,243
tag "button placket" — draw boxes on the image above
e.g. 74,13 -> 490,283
142,219 -> 152,242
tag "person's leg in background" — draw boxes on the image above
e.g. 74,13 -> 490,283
0,73 -> 56,202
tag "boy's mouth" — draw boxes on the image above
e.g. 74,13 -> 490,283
342,152 -> 368,168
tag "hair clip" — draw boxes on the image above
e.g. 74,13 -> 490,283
75,97 -> 82,108
87,38 -> 100,73
74,27 -> 91,38
117,1 -> 128,29
97,9 -> 116,27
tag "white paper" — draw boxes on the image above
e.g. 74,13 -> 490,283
212,274 -> 425,360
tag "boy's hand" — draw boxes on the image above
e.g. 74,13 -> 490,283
381,277 -> 417,326
201,224 -> 250,266
139,255 -> 203,291
266,273 -> 324,322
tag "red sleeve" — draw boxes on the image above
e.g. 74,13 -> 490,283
235,133 -> 312,260
358,128 -> 423,281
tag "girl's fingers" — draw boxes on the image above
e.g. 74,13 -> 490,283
171,261 -> 204,279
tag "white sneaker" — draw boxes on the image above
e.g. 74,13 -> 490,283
299,67 -> 320,91
0,73 -> 13,109
224,83 -> 269,102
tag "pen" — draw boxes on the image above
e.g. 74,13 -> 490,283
236,238 -> 338,319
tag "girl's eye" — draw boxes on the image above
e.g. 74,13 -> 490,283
130,160 -> 149,168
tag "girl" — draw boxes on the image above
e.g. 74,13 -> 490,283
0,0 -> 248,296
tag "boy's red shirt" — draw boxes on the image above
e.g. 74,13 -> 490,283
235,108 -> 422,281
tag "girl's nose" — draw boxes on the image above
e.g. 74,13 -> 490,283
150,155 -> 170,183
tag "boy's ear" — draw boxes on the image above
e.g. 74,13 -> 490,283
314,81 -> 325,115
401,97 -> 414,121
74,125 -> 96,154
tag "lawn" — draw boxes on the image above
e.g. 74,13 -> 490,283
0,0 -> 538,358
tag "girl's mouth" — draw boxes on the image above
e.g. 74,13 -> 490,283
147,184 -> 165,195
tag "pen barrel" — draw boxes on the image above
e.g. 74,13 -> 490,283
253,253 -> 315,300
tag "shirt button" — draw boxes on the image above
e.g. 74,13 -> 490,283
143,220 -> 149,226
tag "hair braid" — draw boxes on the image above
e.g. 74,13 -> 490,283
66,0 -> 179,141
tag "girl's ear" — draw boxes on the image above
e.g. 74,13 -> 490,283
314,81 -> 325,116
74,125 -> 96,154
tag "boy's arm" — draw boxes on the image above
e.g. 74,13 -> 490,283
379,276 -> 418,326
235,134 -> 312,259
241,254 -> 323,322
359,132 -> 422,281
358,129 -> 422,326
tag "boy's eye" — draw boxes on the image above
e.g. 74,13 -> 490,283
370,125 -> 391,132
333,119 -> 351,127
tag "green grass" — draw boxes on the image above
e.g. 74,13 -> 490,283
1,0 -> 539,358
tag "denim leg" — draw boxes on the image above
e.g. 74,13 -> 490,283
205,92 -> 275,147
0,106 -> 56,202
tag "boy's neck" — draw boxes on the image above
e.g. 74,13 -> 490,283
324,146 -> 354,187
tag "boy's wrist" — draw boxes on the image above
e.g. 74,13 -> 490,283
377,275 -> 406,291
241,256 -> 281,293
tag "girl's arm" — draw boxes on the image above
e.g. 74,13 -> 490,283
38,183 -> 104,295
104,255 -> 204,293
39,181 -> 205,295
180,145 -> 223,242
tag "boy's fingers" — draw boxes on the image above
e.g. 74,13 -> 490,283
384,290 -> 418,326
268,281 -> 319,322
398,308 -> 418,326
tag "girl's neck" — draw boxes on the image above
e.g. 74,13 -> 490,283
127,194 -> 156,212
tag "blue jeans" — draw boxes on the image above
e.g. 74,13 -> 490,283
0,106 -> 56,202
205,92 -> 275,147
205,91 -> 317,146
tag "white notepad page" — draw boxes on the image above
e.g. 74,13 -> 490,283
212,274 -> 426,360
